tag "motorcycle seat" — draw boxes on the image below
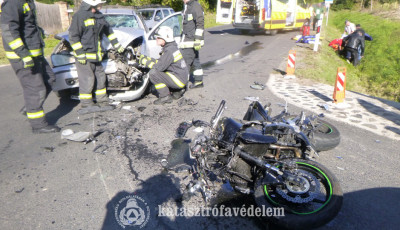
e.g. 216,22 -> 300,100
238,132 -> 277,144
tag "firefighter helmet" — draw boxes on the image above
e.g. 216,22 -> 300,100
154,26 -> 174,43
83,0 -> 106,6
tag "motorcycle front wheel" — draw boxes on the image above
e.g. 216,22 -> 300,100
254,159 -> 342,230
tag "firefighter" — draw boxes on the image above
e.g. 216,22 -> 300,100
180,0 -> 204,89
1,0 -> 60,133
138,26 -> 189,105
69,0 -> 124,114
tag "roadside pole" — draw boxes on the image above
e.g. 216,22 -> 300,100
313,17 -> 323,52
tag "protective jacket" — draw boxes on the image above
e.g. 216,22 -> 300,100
69,2 -> 122,62
1,0 -> 45,62
343,31 -> 365,56
180,0 -> 204,48
140,42 -> 188,86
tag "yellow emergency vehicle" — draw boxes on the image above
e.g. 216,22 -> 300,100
216,0 -> 311,34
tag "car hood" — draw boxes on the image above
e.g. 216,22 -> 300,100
57,28 -> 145,49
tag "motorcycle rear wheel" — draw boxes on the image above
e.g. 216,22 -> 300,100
254,159 -> 342,230
309,119 -> 341,152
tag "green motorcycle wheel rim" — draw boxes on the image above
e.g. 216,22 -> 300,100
263,162 -> 333,215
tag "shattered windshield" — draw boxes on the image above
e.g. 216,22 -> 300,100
104,14 -> 140,29
138,10 -> 154,20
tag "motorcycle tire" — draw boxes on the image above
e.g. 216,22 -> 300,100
254,159 -> 343,230
309,119 -> 341,152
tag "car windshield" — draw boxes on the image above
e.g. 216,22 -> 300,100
138,10 -> 154,20
104,14 -> 140,29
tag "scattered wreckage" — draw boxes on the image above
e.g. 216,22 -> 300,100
165,100 -> 343,229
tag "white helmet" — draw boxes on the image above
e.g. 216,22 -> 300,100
83,0 -> 106,6
155,26 -> 174,43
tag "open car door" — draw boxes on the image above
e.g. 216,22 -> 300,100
216,0 -> 234,24
145,12 -> 183,59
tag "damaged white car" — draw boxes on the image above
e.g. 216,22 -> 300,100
51,8 -> 183,101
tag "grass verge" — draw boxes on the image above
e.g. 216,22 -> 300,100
294,10 -> 400,102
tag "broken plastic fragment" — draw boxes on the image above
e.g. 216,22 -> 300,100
244,96 -> 259,101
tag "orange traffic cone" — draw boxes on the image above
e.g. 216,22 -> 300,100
333,67 -> 346,103
286,50 -> 296,75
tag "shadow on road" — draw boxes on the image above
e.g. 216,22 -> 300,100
100,173 -> 269,230
46,96 -> 79,125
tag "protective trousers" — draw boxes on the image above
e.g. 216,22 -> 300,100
345,47 -> 360,66
76,61 -> 107,105
11,56 -> 55,129
149,69 -> 187,98
181,48 -> 203,82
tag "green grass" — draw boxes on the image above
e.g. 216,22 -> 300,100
295,10 -> 400,102
204,11 -> 224,29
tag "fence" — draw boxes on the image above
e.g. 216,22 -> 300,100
36,1 -> 70,34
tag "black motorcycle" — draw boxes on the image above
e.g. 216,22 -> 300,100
168,100 -> 343,229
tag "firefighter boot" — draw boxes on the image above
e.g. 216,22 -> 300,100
154,95 -> 173,105
172,88 -> 186,100
190,81 -> 204,89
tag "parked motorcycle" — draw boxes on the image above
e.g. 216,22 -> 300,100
169,100 -> 342,229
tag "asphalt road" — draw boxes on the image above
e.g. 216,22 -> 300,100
0,25 -> 399,230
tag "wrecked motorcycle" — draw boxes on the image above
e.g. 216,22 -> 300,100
171,100 -> 342,229
243,101 -> 341,152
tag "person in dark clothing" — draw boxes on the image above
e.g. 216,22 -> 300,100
69,0 -> 124,114
343,30 -> 365,66
139,26 -> 189,105
1,0 -> 60,133
180,0 -> 205,89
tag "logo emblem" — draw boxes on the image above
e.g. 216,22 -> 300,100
115,195 -> 150,229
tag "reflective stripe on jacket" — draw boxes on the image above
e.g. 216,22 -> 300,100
145,42 -> 189,84
1,0 -> 45,62
69,2 -> 120,62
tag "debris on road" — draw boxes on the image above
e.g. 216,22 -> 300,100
122,105 -> 132,111
41,146 -> 55,152
178,98 -> 198,106
337,167 -> 345,170
318,103 -> 330,111
61,129 -> 106,144
176,122 -> 192,138
93,144 -> 108,154
375,140 -> 381,143
336,156 -> 343,160
244,96 -> 259,101
111,101 -> 121,106
250,81 -> 265,90
137,106 -> 146,112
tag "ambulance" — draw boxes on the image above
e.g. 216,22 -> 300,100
216,0 -> 311,34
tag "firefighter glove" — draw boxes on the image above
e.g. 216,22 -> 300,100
22,56 -> 34,69
77,55 -> 86,65
194,40 -> 202,51
139,55 -> 147,66
117,46 -> 125,53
